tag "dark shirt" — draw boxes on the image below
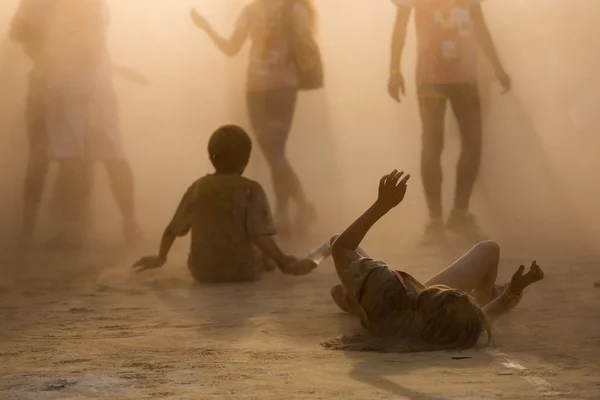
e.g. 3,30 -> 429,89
168,174 -> 277,282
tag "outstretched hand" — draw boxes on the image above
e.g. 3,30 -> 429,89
509,261 -> 544,294
375,169 -> 410,211
132,255 -> 166,273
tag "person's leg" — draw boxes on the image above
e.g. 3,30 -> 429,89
446,84 -> 485,240
50,158 -> 89,249
424,240 -> 500,305
103,158 -> 141,243
246,89 -> 315,235
417,85 -> 448,243
88,82 -> 142,245
22,83 -> 49,246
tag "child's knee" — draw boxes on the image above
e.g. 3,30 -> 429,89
476,240 -> 500,258
330,284 -> 345,299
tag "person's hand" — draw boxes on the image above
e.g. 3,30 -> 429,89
190,9 -> 209,30
281,258 -> 318,276
132,255 -> 166,273
496,68 -> 511,94
508,261 -> 544,294
375,169 -> 411,211
388,71 -> 405,102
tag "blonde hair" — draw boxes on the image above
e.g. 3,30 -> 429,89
322,285 -> 491,353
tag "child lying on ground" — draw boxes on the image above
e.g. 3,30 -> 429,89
132,124 -> 316,282
313,169 -> 544,352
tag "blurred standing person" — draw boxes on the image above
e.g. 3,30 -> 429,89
190,0 -> 323,237
10,0 -> 144,249
388,0 -> 511,245
9,0 -> 52,248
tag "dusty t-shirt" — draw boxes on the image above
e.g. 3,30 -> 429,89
341,258 -> 424,335
168,174 -> 277,282
393,0 -> 484,85
236,0 -> 313,92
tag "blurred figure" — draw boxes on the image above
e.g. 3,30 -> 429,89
190,0 -> 320,237
9,0 -> 50,248
10,0 -> 144,249
388,0 -> 511,245
132,124 -> 317,282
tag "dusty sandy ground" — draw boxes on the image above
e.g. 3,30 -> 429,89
1,235 -> 600,400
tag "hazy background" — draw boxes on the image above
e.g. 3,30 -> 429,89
0,0 -> 599,262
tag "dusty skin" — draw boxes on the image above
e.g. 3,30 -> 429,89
1,232 -> 599,400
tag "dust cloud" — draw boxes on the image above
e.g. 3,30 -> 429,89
0,0 -> 598,261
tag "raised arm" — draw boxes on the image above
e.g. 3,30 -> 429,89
331,170 -> 410,272
471,4 -> 511,93
388,5 -> 412,102
483,262 -> 544,323
190,8 -> 249,57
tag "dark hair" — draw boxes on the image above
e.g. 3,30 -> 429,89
207,124 -> 252,173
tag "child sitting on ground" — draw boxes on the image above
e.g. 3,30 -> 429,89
132,124 -> 316,282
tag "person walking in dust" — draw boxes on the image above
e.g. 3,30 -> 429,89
190,0 -> 323,238
10,0 -> 146,249
387,0 -> 511,245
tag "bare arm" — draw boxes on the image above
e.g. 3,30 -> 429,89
482,288 -> 522,324
154,189 -> 193,264
472,5 -> 504,74
389,5 -> 412,75
331,204 -> 387,260
332,171 -> 410,273
388,5 -> 412,101
253,235 -> 290,269
483,262 -> 544,324
132,189 -> 190,273
157,227 -> 177,262
191,9 -> 249,58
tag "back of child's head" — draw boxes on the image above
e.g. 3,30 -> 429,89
208,124 -> 252,174
409,285 -> 490,350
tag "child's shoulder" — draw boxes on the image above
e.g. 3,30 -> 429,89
239,175 -> 264,189
191,174 -> 263,192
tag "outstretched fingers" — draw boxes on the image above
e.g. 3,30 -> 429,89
526,261 -> 544,282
